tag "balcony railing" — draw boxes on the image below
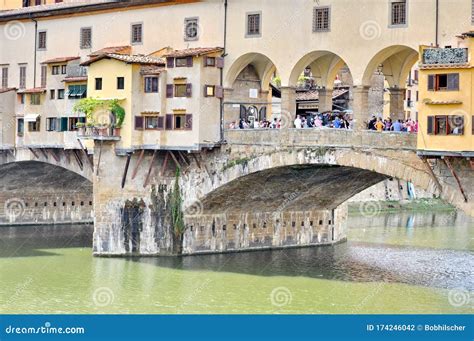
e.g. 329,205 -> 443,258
66,65 -> 88,78
422,48 -> 468,65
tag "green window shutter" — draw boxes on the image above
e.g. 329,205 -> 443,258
60,117 -> 68,132
427,75 -> 434,91
427,116 -> 434,134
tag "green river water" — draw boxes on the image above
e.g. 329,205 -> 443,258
0,210 -> 472,314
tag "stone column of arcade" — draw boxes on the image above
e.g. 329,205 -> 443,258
280,86 -> 297,127
388,87 -> 407,122
351,85 -> 370,130
318,88 -> 333,113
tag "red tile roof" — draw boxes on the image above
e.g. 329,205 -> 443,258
81,53 -> 165,66
17,88 -> 46,94
63,76 -> 88,83
42,56 -> 80,64
140,66 -> 165,75
163,47 -> 224,58
0,87 -> 16,94
89,46 -> 131,57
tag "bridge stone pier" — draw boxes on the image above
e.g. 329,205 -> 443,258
91,129 -> 473,257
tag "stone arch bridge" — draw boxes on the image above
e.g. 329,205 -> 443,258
0,132 -> 471,256
86,130 -> 472,256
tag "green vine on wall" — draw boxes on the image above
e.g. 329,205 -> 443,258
170,168 -> 186,249
73,98 -> 125,128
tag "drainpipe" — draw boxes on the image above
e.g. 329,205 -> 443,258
435,0 -> 439,47
219,0 -> 228,143
31,16 -> 38,87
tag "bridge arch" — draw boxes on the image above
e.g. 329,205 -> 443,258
183,146 -> 442,214
224,52 -> 278,91
288,50 -> 352,89
0,160 -> 93,225
361,45 -> 418,88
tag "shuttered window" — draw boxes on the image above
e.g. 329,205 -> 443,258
216,57 -> 225,69
186,83 -> 192,97
19,65 -> 26,89
131,23 -> 143,44
166,57 -> 174,68
1,67 -> 8,88
427,116 -> 434,134
37,31 -> 47,50
80,27 -> 92,49
428,74 -> 459,91
134,116 -> 144,130
185,114 -> 193,130
166,84 -> 174,98
40,65 -> 47,88
165,114 -> 173,130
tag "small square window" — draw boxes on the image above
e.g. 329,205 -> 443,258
204,85 -> 215,97
205,57 -> 216,67
313,7 -> 330,32
80,27 -> 92,49
144,77 -> 158,93
145,116 -> 160,130
246,12 -> 261,37
95,78 -> 102,90
391,1 -> 407,26
174,114 -> 186,130
57,89 -> 65,99
37,31 -> 47,50
131,23 -> 143,44
175,84 -> 187,97
30,94 -> 40,105
117,77 -> 125,90
176,58 -> 188,67
52,65 -> 60,75
184,17 -> 199,41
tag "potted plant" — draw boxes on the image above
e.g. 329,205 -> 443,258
76,122 -> 85,136
110,100 -> 125,137
97,123 -> 108,136
85,122 -> 94,136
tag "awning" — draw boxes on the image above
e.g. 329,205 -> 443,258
24,114 -> 40,122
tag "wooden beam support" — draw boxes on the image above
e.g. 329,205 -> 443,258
143,150 -> 157,188
48,149 -> 60,163
63,149 -> 71,164
96,140 -> 103,176
121,152 -> 132,189
421,157 -> 443,193
72,149 -> 84,171
77,139 -> 94,171
191,153 -> 201,169
169,151 -> 181,171
159,151 -> 169,177
444,157 -> 468,203
39,148 -> 49,160
131,149 -> 145,180
177,151 -> 190,167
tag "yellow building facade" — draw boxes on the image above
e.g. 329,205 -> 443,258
417,33 -> 474,156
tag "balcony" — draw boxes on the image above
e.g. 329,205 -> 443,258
422,48 -> 468,65
77,126 -> 121,141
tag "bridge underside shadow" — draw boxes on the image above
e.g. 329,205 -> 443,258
0,161 -> 93,225
199,165 -> 388,213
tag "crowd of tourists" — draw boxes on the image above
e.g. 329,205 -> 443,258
366,115 -> 418,133
228,113 -> 418,133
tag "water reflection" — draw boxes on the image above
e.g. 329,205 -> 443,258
1,212 -> 472,292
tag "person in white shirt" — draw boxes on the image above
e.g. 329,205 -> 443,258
294,115 -> 302,129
